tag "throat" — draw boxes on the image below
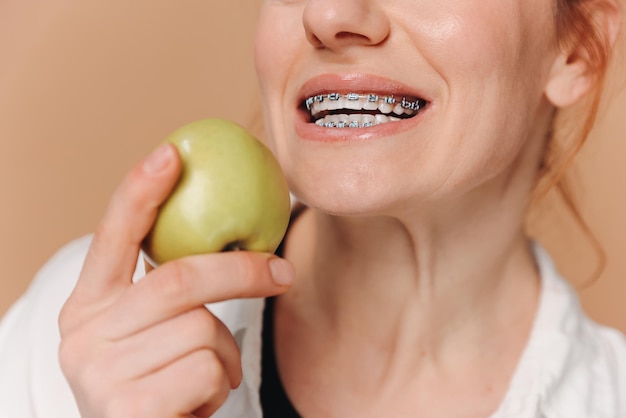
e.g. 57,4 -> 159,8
272,289 -> 524,418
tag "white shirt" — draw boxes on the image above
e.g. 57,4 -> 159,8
0,235 -> 624,418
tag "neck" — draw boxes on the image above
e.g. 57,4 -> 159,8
281,179 -> 541,383
274,107 -> 553,416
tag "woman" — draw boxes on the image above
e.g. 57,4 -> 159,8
0,0 -> 624,417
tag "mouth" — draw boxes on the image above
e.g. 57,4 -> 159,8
301,92 -> 429,128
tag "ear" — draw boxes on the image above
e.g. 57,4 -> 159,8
544,53 -> 593,108
545,0 -> 622,108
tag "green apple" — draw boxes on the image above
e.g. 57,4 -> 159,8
142,118 -> 291,266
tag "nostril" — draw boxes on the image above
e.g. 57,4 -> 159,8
302,2 -> 391,50
307,32 -> 325,48
336,32 -> 370,43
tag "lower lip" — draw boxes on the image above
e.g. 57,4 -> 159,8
294,109 -> 430,143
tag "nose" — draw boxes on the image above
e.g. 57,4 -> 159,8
303,0 -> 390,51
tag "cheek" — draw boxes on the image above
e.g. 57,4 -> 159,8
401,0 -> 556,90
409,3 -> 522,78
253,15 -> 279,98
406,3 -> 553,176
254,5 -> 305,156
254,5 -> 302,99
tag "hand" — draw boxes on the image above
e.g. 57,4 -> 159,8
58,144 -> 294,418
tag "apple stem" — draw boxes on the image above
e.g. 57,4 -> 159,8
222,241 -> 244,252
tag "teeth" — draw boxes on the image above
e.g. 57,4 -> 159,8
327,98 -> 344,111
361,114 -> 376,127
375,114 -> 389,124
348,114 -> 361,124
306,92 -> 427,128
313,113 -> 401,128
307,93 -> 424,117
344,98 -> 362,111
363,99 -> 378,111
378,101 -> 394,114
401,97 -> 420,111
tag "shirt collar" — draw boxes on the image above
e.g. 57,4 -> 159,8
492,242 -> 618,417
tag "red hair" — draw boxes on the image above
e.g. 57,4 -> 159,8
531,0 -> 622,283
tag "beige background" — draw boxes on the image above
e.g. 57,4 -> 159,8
0,1 -> 625,334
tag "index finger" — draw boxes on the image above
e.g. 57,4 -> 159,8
100,251 -> 295,339
75,144 -> 181,303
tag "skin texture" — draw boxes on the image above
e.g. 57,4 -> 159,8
254,0 -> 619,417
58,144 -> 295,417
58,0 -> 621,417
256,0 -> 558,216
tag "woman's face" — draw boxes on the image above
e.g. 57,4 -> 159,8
255,0 -> 561,216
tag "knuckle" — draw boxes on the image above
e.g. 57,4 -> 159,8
58,293 -> 92,335
92,218 -> 112,243
121,165 -> 165,214
195,350 -> 228,394
88,218 -> 129,263
59,331 -> 111,393
58,336 -> 78,377
93,195 -> 128,241
58,330 -> 93,380
234,252 -> 261,295
207,374 -> 231,413
199,383 -> 230,418
152,261 -> 194,301
186,307 -> 218,341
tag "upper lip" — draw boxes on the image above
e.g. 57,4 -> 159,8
296,73 -> 432,107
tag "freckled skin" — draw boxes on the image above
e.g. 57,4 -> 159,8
249,3 -> 571,414
255,0 -> 558,216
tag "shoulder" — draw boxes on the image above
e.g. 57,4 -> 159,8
530,244 -> 626,416
0,235 -> 94,417
544,318 -> 626,418
494,244 -> 626,418
595,324 -> 626,372
582,321 -> 626,413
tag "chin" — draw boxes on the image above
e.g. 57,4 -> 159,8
289,180 -> 407,218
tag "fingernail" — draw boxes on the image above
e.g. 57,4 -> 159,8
268,257 -> 294,286
143,144 -> 173,174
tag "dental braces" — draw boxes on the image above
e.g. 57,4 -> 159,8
305,93 -> 425,111
316,119 -> 378,128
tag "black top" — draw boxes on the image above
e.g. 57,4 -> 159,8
260,205 -> 304,417
260,296 -> 301,417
